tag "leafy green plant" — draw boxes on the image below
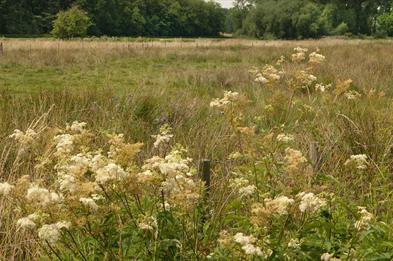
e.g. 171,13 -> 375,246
51,6 -> 92,39
377,12 -> 393,37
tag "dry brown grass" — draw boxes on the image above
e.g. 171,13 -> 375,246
2,37 -> 392,50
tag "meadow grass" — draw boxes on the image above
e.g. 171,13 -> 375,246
1,38 -> 393,260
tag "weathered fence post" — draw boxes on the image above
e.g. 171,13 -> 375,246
0,42 -> 3,55
199,159 -> 211,192
309,141 -> 321,173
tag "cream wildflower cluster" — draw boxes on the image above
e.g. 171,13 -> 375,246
344,154 -> 368,170
276,133 -> 294,143
233,233 -> 263,256
252,64 -> 284,85
297,192 -> 326,213
38,221 -> 71,244
309,51 -> 326,65
6,121 -> 202,253
138,146 -> 202,209
251,195 -> 294,225
321,253 -> 341,261
229,176 -> 256,197
151,124 -> 173,148
0,182 -> 14,196
354,206 -> 373,231
210,90 -> 240,109
284,147 -> 308,174
292,47 -> 308,62
9,128 -> 38,146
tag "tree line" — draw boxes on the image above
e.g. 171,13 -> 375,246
0,0 -> 225,37
2,0 -> 393,39
227,0 -> 393,39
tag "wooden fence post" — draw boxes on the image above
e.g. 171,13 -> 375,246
199,159 -> 211,192
0,42 -> 3,55
309,141 -> 321,173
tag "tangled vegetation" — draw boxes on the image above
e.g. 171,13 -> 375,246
229,0 -> 393,39
1,43 -> 393,260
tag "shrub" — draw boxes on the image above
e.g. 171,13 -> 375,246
377,12 -> 393,37
51,6 -> 92,39
332,22 -> 349,35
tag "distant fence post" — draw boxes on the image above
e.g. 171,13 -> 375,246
199,159 -> 211,192
0,42 -> 3,55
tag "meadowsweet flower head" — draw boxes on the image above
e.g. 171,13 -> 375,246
218,230 -> 232,247
294,47 -> 308,53
335,79 -> 353,96
229,177 -> 256,197
288,238 -> 301,249
66,121 -> 87,133
58,174 -> 76,193
53,134 -> 74,156
294,70 -> 318,89
251,195 -> 294,225
26,185 -> 61,206
95,163 -> 128,184
107,134 -> 143,166
38,221 -> 71,245
354,206 -> 373,231
253,64 -> 283,84
344,154 -> 368,170
228,151 -> 243,160
264,196 -> 295,215
233,233 -> 256,245
315,83 -> 331,92
79,197 -> 99,211
233,233 -> 269,257
344,90 -> 361,100
262,65 -> 283,82
138,216 -> 158,231
255,73 -> 268,84
284,148 -> 308,174
321,253 -> 341,261
276,55 -> 285,65
151,124 -> 173,148
90,152 -> 108,172
264,104 -> 274,112
297,192 -> 326,213
0,182 -> 14,196
292,47 -> 308,62
292,52 -> 306,62
241,244 -> 263,256
210,91 -> 240,109
16,217 -> 36,229
276,134 -> 294,143
309,52 -> 326,65
9,128 -> 37,146
142,147 -> 200,209
238,185 -> 256,197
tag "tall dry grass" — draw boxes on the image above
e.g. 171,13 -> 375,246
1,38 -> 393,259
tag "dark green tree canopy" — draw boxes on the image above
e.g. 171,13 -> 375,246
0,0 -> 225,37
227,0 -> 393,39
1,0 -> 393,38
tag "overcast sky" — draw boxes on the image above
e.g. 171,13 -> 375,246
215,0 -> 234,8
